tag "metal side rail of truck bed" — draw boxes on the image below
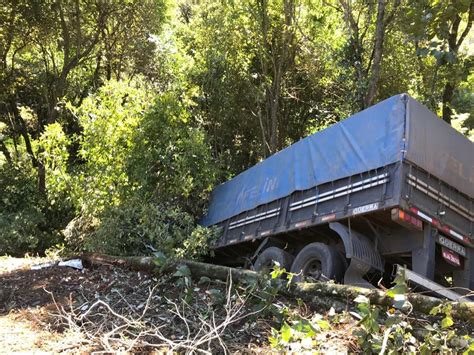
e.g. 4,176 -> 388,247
216,163 -> 400,250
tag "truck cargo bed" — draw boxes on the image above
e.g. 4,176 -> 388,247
202,94 -> 472,249
213,160 -> 472,253
202,94 -> 472,230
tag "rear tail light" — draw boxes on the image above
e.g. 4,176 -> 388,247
391,208 -> 423,230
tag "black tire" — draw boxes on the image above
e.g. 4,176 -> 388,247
253,247 -> 294,274
290,243 -> 345,283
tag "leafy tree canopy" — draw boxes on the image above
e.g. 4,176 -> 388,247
0,0 -> 472,256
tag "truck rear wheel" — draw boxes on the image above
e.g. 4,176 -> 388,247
253,247 -> 294,274
290,242 -> 345,283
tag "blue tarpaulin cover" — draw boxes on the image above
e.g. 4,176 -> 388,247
201,94 -> 473,226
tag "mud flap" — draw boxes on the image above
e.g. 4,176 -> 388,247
329,222 -> 384,288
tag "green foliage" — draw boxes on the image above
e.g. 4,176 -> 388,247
0,0 -> 169,256
90,198 -> 217,258
173,264 -> 193,290
452,72 -> 474,138
418,301 -> 472,354
352,295 -> 383,352
152,250 -> 168,269
179,0 -> 347,173
72,80 -> 155,215
38,123 -> 72,207
0,124 -> 73,255
350,271 -> 473,354
127,93 -> 218,216
385,267 -> 409,305
64,80 -> 218,257
429,302 -> 454,329
401,0 -> 474,123
269,314 -> 330,351
266,261 -> 296,284
262,266 -> 473,353
0,163 -> 46,255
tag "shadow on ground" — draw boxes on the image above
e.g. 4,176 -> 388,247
0,261 -> 146,315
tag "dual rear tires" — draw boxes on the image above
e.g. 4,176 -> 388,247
253,246 -> 294,273
253,243 -> 345,283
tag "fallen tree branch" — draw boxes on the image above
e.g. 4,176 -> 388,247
81,253 -> 474,321
46,262 -> 263,353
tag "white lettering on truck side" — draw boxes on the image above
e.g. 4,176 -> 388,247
352,203 -> 379,216
237,177 -> 279,205
263,177 -> 278,193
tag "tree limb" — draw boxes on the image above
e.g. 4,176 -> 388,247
455,0 -> 474,50
364,0 -> 391,108
383,0 -> 401,27
0,141 -> 12,165
1,0 -> 18,69
8,99 -> 38,168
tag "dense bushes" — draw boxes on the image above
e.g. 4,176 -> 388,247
90,199 -> 216,258
127,94 -> 218,216
71,80 -> 155,215
0,164 -> 46,254
63,81 -> 219,257
0,80 -> 219,258
0,162 -> 70,255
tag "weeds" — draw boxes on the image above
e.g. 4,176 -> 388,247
266,265 -> 474,354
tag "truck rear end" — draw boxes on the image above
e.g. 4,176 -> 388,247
393,98 -> 473,291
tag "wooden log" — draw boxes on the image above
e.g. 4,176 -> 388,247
81,253 -> 474,321
81,253 -> 158,272
81,253 -> 254,279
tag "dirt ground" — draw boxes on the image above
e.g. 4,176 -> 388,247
0,256 -> 154,352
0,256 -> 86,352
0,256 -> 356,353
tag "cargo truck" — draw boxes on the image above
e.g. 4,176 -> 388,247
201,94 -> 473,297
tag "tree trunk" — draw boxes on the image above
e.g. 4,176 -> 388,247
438,0 -> 473,124
364,0 -> 386,108
340,0 -> 370,110
442,82 -> 455,124
257,0 -> 296,156
81,253 -> 474,322
268,64 -> 282,154
258,0 -> 271,157
37,160 -> 46,195
9,100 -> 38,168
0,141 -> 12,165
10,99 -> 48,195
